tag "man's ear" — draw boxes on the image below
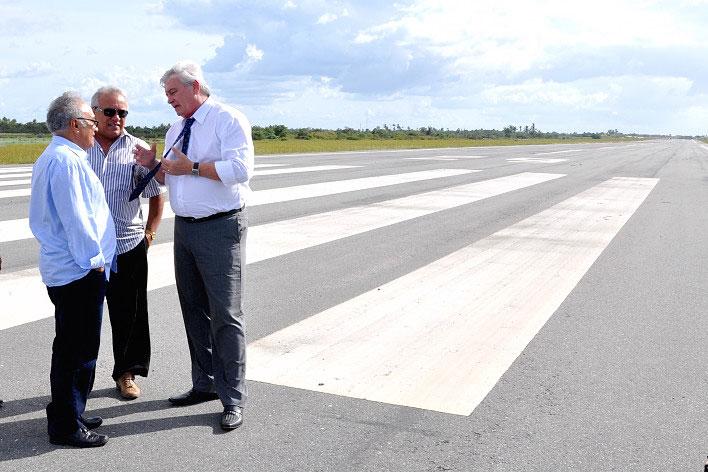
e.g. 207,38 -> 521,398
192,80 -> 201,95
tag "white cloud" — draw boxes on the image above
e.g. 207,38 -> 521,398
245,44 -> 264,61
317,13 -> 338,24
4,0 -> 708,134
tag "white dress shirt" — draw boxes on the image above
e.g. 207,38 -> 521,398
164,98 -> 254,218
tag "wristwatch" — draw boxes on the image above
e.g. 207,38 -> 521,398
145,230 -> 156,241
191,162 -> 199,176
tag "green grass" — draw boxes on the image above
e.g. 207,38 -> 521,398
0,135 -> 643,165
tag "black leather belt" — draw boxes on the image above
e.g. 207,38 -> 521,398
178,206 -> 243,223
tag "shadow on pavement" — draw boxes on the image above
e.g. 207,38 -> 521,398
0,388 -> 227,461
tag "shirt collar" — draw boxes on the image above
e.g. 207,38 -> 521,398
188,97 -> 213,125
52,135 -> 87,157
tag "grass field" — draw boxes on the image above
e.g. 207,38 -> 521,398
0,135 -> 643,165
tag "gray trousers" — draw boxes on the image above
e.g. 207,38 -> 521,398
174,209 -> 247,407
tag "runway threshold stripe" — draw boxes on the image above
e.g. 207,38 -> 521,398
246,177 -> 658,416
0,172 -> 560,330
0,167 -> 33,174
254,165 -> 360,176
0,179 -> 31,187
0,172 -> 32,179
0,169 -> 474,243
0,165 -> 363,200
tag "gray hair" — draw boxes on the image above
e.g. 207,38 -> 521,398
91,85 -> 127,108
46,91 -> 85,134
160,61 -> 211,97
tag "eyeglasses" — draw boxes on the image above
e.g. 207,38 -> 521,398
94,106 -> 129,118
76,117 -> 99,128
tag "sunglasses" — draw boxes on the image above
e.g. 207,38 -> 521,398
94,106 -> 129,118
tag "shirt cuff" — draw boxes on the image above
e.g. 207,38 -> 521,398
214,160 -> 237,185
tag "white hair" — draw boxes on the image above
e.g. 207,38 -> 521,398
46,91 -> 85,134
91,85 -> 128,108
160,61 -> 211,96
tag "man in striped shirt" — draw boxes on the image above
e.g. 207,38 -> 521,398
87,85 -> 166,400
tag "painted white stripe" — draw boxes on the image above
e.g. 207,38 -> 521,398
700,144 -> 708,151
247,177 -> 659,416
406,155 -> 486,161
249,168 -> 475,206
255,164 -> 287,168
534,149 -> 581,155
0,172 -> 32,179
507,157 -> 567,164
0,172 -> 563,330
0,179 -> 30,187
0,166 -> 364,200
406,157 -> 461,161
0,169 -> 475,243
254,165 -> 360,176
0,188 -> 30,198
0,167 -> 33,174
244,172 -> 563,265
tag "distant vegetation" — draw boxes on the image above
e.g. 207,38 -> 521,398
0,116 -> 683,165
0,116 -> 676,142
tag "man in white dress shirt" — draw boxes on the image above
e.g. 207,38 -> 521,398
133,61 -> 253,431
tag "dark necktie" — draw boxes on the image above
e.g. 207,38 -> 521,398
128,117 -> 196,201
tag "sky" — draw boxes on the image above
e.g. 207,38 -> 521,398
2,0 -> 708,135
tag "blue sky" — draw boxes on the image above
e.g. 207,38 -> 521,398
2,0 -> 708,135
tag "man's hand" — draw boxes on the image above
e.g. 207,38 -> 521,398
133,141 -> 158,169
161,146 -> 193,176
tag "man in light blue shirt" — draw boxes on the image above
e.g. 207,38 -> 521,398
29,91 -> 116,448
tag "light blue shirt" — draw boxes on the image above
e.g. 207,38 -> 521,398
29,135 -> 117,287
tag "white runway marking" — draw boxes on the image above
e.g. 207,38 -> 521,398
0,169 -> 474,242
534,149 -> 581,155
0,172 -> 562,330
0,172 -> 32,179
406,155 -> 486,161
0,165 -> 361,200
507,157 -> 567,164
247,177 -> 658,416
0,167 -> 33,174
254,165 -> 360,176
0,188 -> 30,198
0,179 -> 30,187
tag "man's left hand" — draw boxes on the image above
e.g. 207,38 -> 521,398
161,146 -> 193,176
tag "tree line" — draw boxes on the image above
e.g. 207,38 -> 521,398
0,116 -> 653,141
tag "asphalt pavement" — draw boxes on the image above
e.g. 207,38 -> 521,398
2,139 -> 708,471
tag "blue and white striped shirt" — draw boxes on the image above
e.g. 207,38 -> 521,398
87,132 -> 165,255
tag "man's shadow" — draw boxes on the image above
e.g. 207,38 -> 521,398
0,388 -> 227,461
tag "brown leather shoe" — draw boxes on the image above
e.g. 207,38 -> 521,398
116,372 -> 141,400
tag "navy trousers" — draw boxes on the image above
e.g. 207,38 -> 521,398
46,269 -> 106,436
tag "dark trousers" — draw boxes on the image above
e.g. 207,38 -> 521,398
46,270 -> 106,436
106,238 -> 150,381
174,209 -> 248,407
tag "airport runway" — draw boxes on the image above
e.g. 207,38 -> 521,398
1,139 -> 708,471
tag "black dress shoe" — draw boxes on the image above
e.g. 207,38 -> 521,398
49,426 -> 108,448
79,415 -> 103,430
221,406 -> 243,431
168,389 -> 219,406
